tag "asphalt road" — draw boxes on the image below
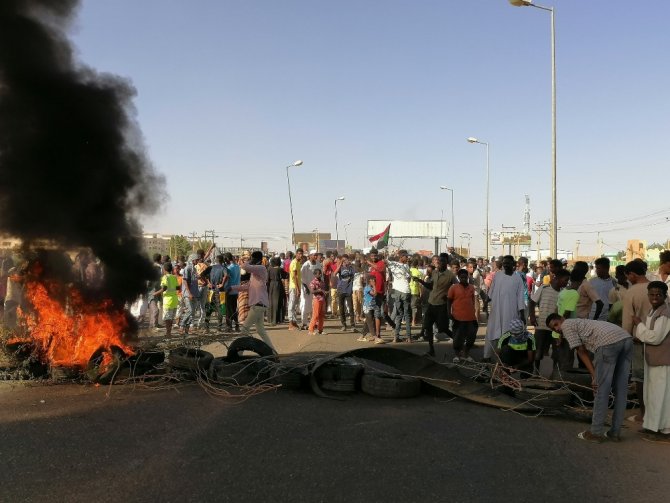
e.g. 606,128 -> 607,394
1,379 -> 669,503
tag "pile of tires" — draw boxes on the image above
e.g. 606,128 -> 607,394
361,372 -> 421,399
114,350 -> 166,380
226,337 -> 278,363
514,379 -> 572,409
85,346 -> 126,384
314,358 -> 364,393
208,357 -> 272,386
168,347 -> 213,376
270,365 -> 304,390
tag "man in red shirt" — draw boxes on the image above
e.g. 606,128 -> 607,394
367,248 -> 386,338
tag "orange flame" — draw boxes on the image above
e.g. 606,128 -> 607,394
18,281 -> 133,369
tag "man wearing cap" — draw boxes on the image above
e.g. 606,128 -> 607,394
497,319 -> 536,373
300,250 -> 321,330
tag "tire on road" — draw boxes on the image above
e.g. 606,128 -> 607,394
226,337 -> 277,363
86,346 -> 126,384
168,347 -> 213,372
361,372 -> 421,398
128,350 -> 165,368
321,379 -> 357,393
314,359 -> 363,382
514,379 -> 572,408
271,366 -> 304,390
208,357 -> 272,386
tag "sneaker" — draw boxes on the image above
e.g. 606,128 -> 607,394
374,337 -> 385,344
577,430 -> 606,444
318,331 -> 328,336
341,326 -> 348,332
605,431 -> 621,442
365,335 -> 376,342
308,331 -> 315,336
356,335 -> 368,342
300,325 -> 308,331
453,356 -> 461,363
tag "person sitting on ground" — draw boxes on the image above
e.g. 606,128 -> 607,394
547,313 -> 633,443
497,319 -> 535,376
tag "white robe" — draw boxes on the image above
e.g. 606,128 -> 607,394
484,272 -> 525,358
635,309 -> 670,434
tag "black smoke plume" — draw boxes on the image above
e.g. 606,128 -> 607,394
0,0 -> 165,304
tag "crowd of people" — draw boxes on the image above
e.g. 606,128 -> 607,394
1,243 -> 667,444
142,247 -> 670,444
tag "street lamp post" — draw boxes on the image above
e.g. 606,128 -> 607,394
467,137 -> 490,259
509,0 -> 557,257
439,186 -> 455,249
285,160 -> 303,247
312,228 -> 319,252
344,222 -> 351,249
334,196 -> 345,253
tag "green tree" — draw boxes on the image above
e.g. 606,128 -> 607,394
169,235 -> 192,258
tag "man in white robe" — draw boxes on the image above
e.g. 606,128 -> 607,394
484,255 -> 525,360
633,281 -> 670,439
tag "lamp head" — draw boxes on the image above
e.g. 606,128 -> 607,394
509,0 -> 532,5
336,196 -> 345,201
292,160 -> 303,167
466,137 -> 479,144
439,185 -> 450,190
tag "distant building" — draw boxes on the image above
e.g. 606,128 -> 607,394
142,233 -> 172,255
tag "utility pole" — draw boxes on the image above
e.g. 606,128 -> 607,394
188,231 -> 199,252
532,222 -> 551,261
575,240 -> 580,259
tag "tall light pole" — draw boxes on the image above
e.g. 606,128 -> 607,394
312,228 -> 319,252
344,222 -> 351,249
467,137 -> 490,259
439,186 -> 455,249
509,0 -> 557,257
334,196 -> 345,253
285,160 -> 303,248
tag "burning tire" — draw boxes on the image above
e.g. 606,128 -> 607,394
168,347 -> 213,372
127,350 -> 165,368
86,346 -> 126,384
226,337 -> 277,363
208,357 -> 272,386
514,379 -> 572,409
361,373 -> 421,399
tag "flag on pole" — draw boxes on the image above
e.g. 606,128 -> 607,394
369,223 -> 391,249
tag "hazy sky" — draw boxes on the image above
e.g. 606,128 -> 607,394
70,0 -> 670,255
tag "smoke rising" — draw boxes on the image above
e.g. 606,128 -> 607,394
0,0 -> 165,304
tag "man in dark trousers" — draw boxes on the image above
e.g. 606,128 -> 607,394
413,253 -> 454,357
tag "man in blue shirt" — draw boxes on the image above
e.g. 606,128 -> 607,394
224,252 -> 241,332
